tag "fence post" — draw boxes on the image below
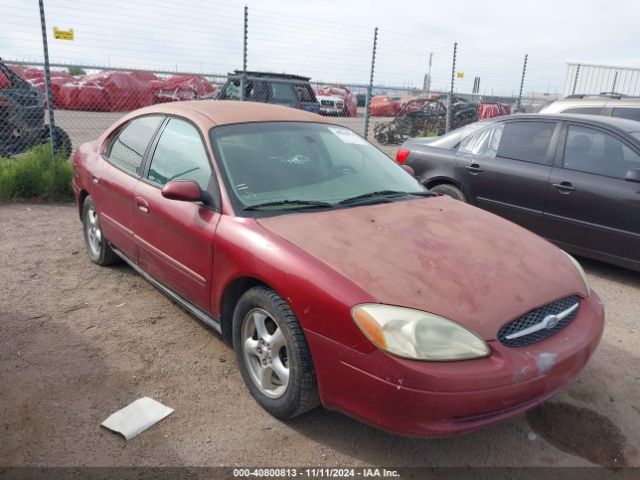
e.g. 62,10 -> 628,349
363,26 -> 378,140
38,0 -> 55,158
446,42 -> 457,133
516,53 -> 528,112
612,70 -> 619,93
571,64 -> 581,95
240,5 -> 248,101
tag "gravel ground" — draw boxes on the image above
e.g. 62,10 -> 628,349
0,202 -> 639,468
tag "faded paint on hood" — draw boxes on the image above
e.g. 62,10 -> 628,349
257,196 -> 587,340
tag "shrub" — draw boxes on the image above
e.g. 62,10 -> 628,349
67,65 -> 86,76
0,144 -> 73,201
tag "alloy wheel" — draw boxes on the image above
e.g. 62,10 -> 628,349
241,308 -> 290,399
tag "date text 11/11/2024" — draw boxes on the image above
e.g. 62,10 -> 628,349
232,468 -> 401,478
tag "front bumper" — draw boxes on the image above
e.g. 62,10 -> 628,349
306,291 -> 604,437
319,106 -> 344,116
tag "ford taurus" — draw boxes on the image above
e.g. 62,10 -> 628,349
72,101 -> 604,437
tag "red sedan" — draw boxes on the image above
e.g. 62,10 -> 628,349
72,101 -> 604,437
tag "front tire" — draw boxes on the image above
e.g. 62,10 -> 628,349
430,183 -> 467,202
233,286 -> 319,419
82,196 -> 119,266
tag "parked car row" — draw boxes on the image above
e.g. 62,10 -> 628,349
74,100 -> 605,439
397,112 -> 640,271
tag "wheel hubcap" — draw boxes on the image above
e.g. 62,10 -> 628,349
242,308 -> 289,399
86,207 -> 102,256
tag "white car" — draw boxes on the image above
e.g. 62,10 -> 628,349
317,94 -> 346,116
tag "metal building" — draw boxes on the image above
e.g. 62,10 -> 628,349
564,62 -> 640,96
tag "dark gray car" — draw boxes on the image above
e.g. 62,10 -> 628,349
398,113 -> 640,271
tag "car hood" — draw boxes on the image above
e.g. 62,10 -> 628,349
257,196 -> 587,340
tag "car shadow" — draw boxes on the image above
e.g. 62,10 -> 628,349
284,340 -> 638,467
578,257 -> 640,287
285,405 -> 527,466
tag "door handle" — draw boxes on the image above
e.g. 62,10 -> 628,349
135,196 -> 149,214
552,182 -> 576,193
91,176 -> 100,185
465,164 -> 483,174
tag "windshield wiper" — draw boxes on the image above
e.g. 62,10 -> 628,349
338,190 -> 434,205
244,199 -> 334,211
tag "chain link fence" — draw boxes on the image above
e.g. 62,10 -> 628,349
1,0 -> 565,160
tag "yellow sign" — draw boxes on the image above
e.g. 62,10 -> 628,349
53,27 -> 74,41
456,71 -> 464,79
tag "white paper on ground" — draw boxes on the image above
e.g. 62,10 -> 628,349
101,396 -> 174,440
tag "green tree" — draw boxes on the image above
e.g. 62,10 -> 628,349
67,65 -> 86,76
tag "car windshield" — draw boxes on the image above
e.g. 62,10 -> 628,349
210,122 -> 426,213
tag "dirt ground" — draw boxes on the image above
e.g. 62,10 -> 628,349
1,202 -> 639,468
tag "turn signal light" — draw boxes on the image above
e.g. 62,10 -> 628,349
396,148 -> 410,164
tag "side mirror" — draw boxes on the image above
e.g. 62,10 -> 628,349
625,168 -> 640,183
401,164 -> 415,176
161,180 -> 202,202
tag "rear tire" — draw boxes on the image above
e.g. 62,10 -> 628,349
82,196 -> 120,266
430,183 -> 467,202
40,125 -> 72,158
233,286 -> 319,419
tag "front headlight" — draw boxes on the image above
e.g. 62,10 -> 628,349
352,304 -> 490,361
562,251 -> 590,296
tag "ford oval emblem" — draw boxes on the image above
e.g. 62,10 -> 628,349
544,314 -> 560,329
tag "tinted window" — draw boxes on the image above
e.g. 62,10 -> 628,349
109,116 -> 163,175
147,118 -> 212,189
496,121 -> 556,164
563,125 -> 640,178
562,107 -> 602,115
270,82 -> 296,102
458,124 -> 504,157
612,107 -> 640,122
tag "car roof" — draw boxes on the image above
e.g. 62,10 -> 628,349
495,113 -> 640,133
542,95 -> 640,113
125,100 -> 333,128
230,70 -> 311,81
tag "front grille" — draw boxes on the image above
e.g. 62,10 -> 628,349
498,295 -> 581,347
320,100 -> 334,106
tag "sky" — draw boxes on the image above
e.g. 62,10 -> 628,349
2,0 -> 639,96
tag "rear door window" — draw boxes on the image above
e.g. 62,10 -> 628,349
496,121 -> 556,164
563,125 -> 640,178
612,107 -> 640,122
108,115 -> 164,175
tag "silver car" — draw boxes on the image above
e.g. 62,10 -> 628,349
541,93 -> 640,122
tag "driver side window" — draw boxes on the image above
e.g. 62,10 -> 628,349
147,118 -> 212,189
